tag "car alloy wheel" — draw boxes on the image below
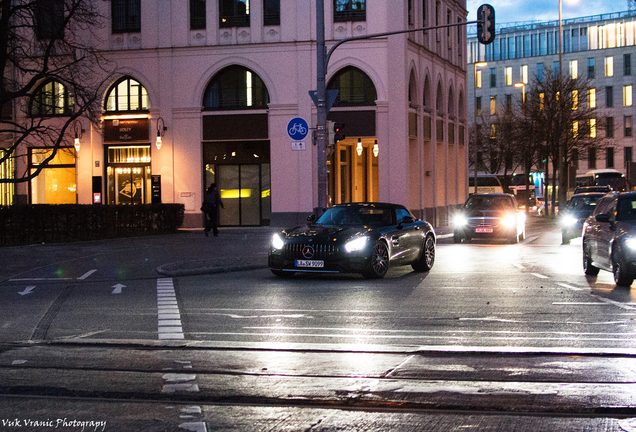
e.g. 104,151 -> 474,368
613,253 -> 634,287
412,235 -> 435,272
363,241 -> 389,279
583,242 -> 600,276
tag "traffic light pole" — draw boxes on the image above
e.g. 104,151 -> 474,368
314,5 -> 487,215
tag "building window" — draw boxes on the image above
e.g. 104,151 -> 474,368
537,63 -> 544,82
0,149 -> 14,206
104,77 -> 149,113
190,0 -> 206,30
263,0 -> 280,26
490,95 -> 496,115
588,88 -> 596,108
476,96 -> 482,116
607,147 -> 614,168
112,0 -> 141,33
625,53 -> 632,76
30,80 -> 74,117
605,56 -> 614,77
626,147 -> 633,168
590,118 -> 596,138
203,66 -> 269,110
572,90 -> 578,110
626,115 -> 633,137
570,60 -> 578,79
505,67 -> 512,86
476,70 -> 482,88
220,0 -> 250,28
36,0 -> 64,40
607,116 -> 614,138
589,147 -> 596,169
29,147 -> 76,204
490,68 -> 496,87
327,66 -> 377,107
520,65 -> 528,84
506,94 -> 512,111
587,58 -> 595,78
334,0 -> 366,22
606,86 -> 613,108
624,85 -> 633,107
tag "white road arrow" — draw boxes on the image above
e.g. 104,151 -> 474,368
18,286 -> 35,296
112,283 -> 126,294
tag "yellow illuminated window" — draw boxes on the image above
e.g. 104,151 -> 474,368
572,90 -> 578,110
589,88 -> 596,108
624,85 -> 633,107
573,121 -> 578,137
490,95 -> 496,115
590,119 -> 596,138
570,60 -> 578,79
476,70 -> 482,88
605,56 -> 614,77
505,67 -> 512,86
520,65 -> 528,84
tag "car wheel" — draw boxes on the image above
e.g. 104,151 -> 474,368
453,232 -> 462,244
412,235 -> 435,272
363,241 -> 389,279
508,232 -> 518,244
271,269 -> 294,278
583,242 -> 600,276
613,252 -> 634,287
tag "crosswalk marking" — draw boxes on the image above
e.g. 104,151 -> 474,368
157,278 -> 184,340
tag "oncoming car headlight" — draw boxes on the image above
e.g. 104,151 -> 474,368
453,214 -> 468,228
345,236 -> 368,253
561,215 -> 578,227
625,237 -> 636,250
502,214 -> 517,228
271,233 -> 285,250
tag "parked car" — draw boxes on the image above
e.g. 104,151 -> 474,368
453,193 -> 526,244
560,192 -> 606,244
574,185 -> 612,194
583,192 -> 636,286
268,202 -> 436,279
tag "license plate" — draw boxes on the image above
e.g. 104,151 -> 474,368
475,227 -> 493,233
295,260 -> 324,268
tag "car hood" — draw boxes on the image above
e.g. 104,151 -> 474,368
463,209 -> 515,218
283,224 -> 373,242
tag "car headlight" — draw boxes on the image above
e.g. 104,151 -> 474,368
561,215 -> 578,227
502,214 -> 517,228
453,214 -> 468,228
625,238 -> 636,250
344,236 -> 368,253
271,233 -> 285,250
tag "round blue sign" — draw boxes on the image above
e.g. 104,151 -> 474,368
287,117 -> 309,140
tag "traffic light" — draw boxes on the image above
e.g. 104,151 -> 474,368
477,4 -> 495,45
333,122 -> 346,144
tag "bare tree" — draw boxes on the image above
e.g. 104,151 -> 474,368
0,0 -> 112,183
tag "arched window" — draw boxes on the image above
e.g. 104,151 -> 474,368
458,90 -> 465,118
104,77 -> 149,113
327,66 -> 377,107
408,71 -> 417,107
203,66 -> 269,110
436,81 -> 443,112
448,86 -> 455,116
423,76 -> 431,109
30,80 -> 74,117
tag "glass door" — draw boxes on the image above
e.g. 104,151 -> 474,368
216,164 -> 263,226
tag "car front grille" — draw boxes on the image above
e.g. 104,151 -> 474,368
284,243 -> 340,260
468,217 -> 501,228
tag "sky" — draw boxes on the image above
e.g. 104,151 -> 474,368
466,0 -> 629,27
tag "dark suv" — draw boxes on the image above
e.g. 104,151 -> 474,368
582,192 -> 636,286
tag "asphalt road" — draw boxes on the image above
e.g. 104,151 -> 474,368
2,216 -> 636,431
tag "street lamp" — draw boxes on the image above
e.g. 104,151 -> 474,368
473,62 -> 487,194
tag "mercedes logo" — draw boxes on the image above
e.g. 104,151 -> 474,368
301,245 -> 315,259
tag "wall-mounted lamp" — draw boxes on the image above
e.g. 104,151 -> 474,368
156,117 -> 167,150
373,139 -> 379,158
356,138 -> 363,156
73,120 -> 84,152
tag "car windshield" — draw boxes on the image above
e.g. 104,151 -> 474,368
566,195 -> 601,211
316,206 -> 394,226
464,195 -> 513,211
617,198 -> 636,221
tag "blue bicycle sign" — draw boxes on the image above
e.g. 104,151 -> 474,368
287,117 -> 309,140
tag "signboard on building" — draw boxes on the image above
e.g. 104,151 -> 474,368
104,118 -> 150,143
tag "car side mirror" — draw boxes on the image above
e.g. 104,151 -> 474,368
403,216 -> 415,224
595,213 -> 610,223
307,214 -> 316,223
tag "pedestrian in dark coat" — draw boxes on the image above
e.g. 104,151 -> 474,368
202,183 -> 224,237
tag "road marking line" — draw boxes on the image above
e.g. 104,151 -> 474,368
77,269 -> 97,280
18,286 -> 35,296
556,282 -> 583,291
593,295 -> 636,310
511,263 -> 525,269
531,273 -> 549,279
157,278 -> 184,340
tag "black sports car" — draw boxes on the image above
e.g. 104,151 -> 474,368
268,202 -> 436,279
